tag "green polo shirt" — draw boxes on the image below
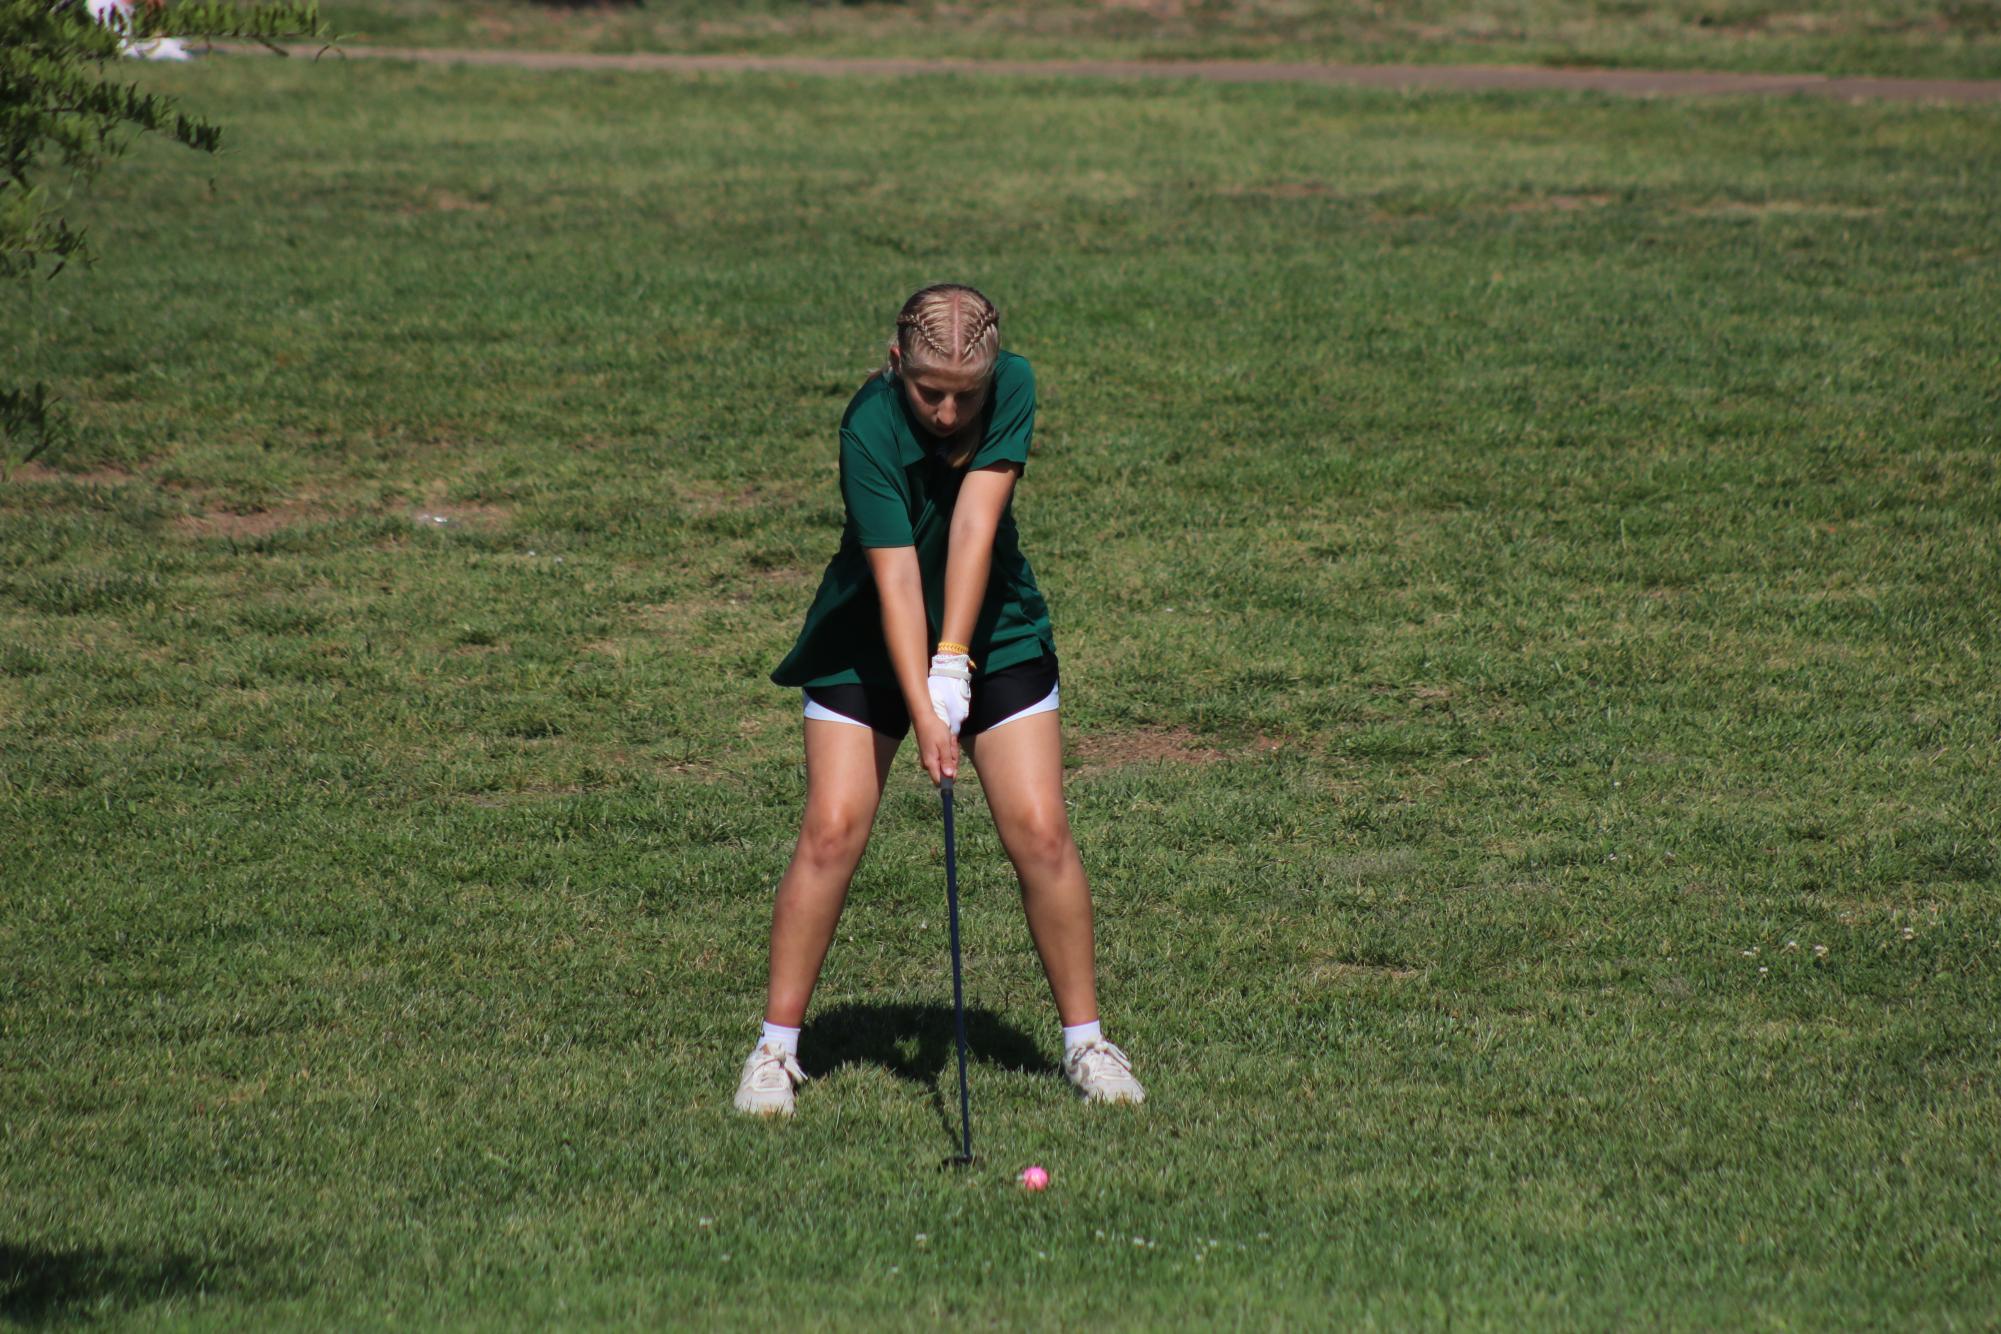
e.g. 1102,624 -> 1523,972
771,351 -> 1055,689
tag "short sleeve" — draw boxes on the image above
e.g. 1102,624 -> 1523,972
840,425 -> 914,548
971,357 -> 1035,473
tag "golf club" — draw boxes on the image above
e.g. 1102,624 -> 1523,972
940,775 -> 973,1167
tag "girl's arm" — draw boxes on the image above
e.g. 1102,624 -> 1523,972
939,462 -> 1022,650
865,545 -> 958,784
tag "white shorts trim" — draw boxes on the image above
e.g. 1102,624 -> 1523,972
802,692 -> 871,729
986,683 -> 1060,732
800,684 -> 1060,733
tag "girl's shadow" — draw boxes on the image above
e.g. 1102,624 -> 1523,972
801,1001 -> 1058,1143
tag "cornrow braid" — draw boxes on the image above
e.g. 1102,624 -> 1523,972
897,309 -> 956,366
884,283 -> 1002,384
957,303 -> 1000,360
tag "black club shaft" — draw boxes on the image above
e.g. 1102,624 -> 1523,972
941,776 -> 972,1164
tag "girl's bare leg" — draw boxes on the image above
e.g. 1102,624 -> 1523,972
764,720 -> 901,1027
961,710 -> 1100,1027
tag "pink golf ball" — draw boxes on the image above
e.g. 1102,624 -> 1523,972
1020,1165 -> 1050,1191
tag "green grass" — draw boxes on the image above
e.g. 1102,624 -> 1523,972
313,0 -> 2001,80
3,57 -> 1999,1327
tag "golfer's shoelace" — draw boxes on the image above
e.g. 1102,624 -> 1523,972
748,1049 -> 805,1089
1072,1042 -> 1133,1079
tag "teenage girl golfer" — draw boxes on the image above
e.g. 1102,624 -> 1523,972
734,284 -> 1146,1115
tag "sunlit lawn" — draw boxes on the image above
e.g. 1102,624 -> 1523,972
2,55 -> 1997,1327
318,0 -> 2001,79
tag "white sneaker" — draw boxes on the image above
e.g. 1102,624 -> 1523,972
1064,1039 -> 1146,1104
733,1043 -> 806,1116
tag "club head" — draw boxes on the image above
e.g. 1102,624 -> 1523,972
939,1152 -> 975,1171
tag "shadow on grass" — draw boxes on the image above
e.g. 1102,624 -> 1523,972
802,1001 -> 1059,1145
0,1241 -> 258,1324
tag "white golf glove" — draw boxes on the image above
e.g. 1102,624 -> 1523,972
927,652 -> 973,736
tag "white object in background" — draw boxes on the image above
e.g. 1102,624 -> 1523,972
87,0 -> 194,60
126,36 -> 191,59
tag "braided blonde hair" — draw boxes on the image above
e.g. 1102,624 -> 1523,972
879,284 -> 1001,466
888,284 -> 1000,379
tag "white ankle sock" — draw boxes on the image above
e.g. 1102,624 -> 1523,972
1061,1019 -> 1103,1055
759,1021 -> 800,1056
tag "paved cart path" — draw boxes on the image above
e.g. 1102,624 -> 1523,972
243,43 -> 2001,103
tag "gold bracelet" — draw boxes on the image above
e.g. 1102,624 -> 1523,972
936,641 -> 971,657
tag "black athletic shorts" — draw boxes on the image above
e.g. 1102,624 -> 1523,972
803,653 -> 1060,741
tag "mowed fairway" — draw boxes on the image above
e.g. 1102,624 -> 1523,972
319,0 -> 2001,80
3,56 -> 1998,1327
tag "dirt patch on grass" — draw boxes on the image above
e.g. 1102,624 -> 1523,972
1069,725 -> 1226,768
412,502 -> 512,529
401,188 -> 493,215
1503,192 -> 1615,213
1103,0 -> 1191,16
175,501 -> 329,539
413,481 -> 513,531
8,461 -> 141,487
1683,199 -> 1884,219
1066,725 -> 1285,776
